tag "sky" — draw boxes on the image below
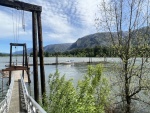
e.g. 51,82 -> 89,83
0,0 -> 102,53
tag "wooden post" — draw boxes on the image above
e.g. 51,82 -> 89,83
9,44 -> 12,85
25,44 -> 31,83
24,44 -> 27,67
56,54 -> 58,64
37,12 -> 46,96
32,11 -> 39,102
22,45 -> 25,78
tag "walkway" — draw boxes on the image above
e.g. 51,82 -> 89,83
9,70 -> 28,113
0,69 -> 46,113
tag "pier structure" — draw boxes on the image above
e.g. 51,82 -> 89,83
0,42 -> 46,112
0,0 -> 46,112
0,70 -> 46,113
0,0 -> 46,102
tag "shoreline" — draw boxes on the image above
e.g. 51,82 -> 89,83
28,61 -> 109,66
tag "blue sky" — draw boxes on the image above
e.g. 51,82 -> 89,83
0,0 -> 102,53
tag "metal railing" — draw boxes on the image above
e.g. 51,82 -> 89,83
20,75 -> 47,113
0,76 -> 14,113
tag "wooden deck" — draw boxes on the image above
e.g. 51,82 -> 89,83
1,70 -> 29,83
11,70 -> 29,82
8,70 -> 28,113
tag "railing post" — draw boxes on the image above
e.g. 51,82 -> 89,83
5,99 -> 7,112
27,98 -> 30,113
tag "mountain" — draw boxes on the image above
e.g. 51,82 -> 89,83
13,43 -> 72,54
13,26 -> 150,54
44,43 -> 72,53
12,33 -> 118,54
13,48 -> 33,55
0,52 -> 9,56
69,27 -> 150,50
68,32 -> 111,50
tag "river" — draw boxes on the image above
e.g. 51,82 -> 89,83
0,57 -> 149,112
0,57 -> 117,98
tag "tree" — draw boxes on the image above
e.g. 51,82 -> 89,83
44,71 -> 76,113
44,52 -> 50,57
96,0 -> 150,112
43,64 -> 110,113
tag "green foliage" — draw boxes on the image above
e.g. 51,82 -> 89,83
76,65 -> 110,113
44,52 -> 50,57
63,46 -> 118,57
0,53 -> 9,56
45,71 -> 76,113
29,45 -> 150,57
41,46 -> 119,57
43,64 -> 110,113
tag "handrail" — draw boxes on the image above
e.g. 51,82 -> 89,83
27,95 -> 47,113
0,75 -> 14,113
20,75 -> 47,113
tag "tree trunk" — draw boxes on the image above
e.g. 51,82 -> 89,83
124,60 -> 131,113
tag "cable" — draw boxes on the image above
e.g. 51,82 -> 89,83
22,10 -> 25,31
12,9 -> 15,43
11,8 -> 26,66
12,9 -> 17,65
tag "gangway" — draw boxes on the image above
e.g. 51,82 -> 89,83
0,0 -> 46,111
0,70 -> 46,113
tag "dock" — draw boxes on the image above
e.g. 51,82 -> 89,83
0,0 -> 48,112
0,69 -> 46,113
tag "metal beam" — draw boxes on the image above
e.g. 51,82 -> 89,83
0,0 -> 42,12
2,66 -> 29,71
10,43 -> 26,46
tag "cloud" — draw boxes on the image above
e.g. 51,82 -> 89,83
0,10 -> 14,38
23,0 -> 101,38
0,9 -> 31,40
0,0 -> 103,48
46,33 -> 76,43
75,0 -> 101,27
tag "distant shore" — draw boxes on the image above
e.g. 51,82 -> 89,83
28,61 -> 109,66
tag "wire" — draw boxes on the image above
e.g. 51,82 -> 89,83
12,9 -> 17,65
22,10 -> 25,31
11,7 -> 26,66
12,8 -> 20,65
16,9 -> 20,44
12,9 -> 15,43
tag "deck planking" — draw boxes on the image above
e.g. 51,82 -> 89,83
11,70 -> 29,83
